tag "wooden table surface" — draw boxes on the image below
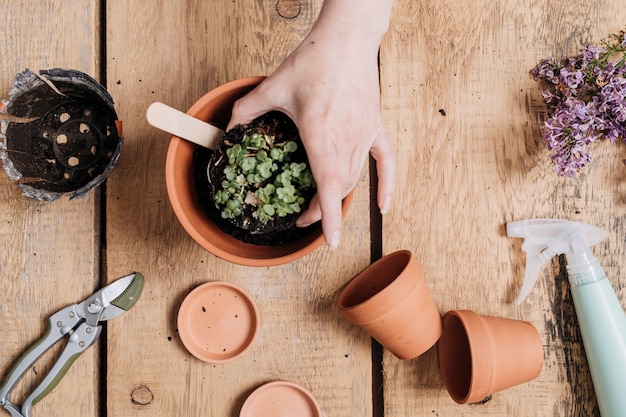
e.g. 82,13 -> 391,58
2,1 -> 625,416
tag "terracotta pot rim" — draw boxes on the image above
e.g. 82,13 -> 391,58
337,250 -> 415,312
440,310 -> 494,403
340,278 -> 423,326
164,76 -> 354,266
439,310 -> 544,404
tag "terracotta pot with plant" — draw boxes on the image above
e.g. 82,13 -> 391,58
164,77 -> 353,267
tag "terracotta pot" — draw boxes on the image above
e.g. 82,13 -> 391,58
337,250 -> 442,359
438,310 -> 544,404
165,76 -> 353,267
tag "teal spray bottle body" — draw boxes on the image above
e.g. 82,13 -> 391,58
507,219 -> 626,417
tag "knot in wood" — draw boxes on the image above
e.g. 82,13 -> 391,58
275,0 -> 301,19
131,385 -> 154,405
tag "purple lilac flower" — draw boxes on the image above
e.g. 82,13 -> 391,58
559,67 -> 585,89
596,74 -> 626,142
532,28 -> 626,176
582,45 -> 600,63
531,58 -> 558,82
542,99 -> 602,177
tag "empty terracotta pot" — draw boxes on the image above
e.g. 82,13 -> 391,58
165,76 -> 353,267
438,310 -> 544,404
337,250 -> 442,359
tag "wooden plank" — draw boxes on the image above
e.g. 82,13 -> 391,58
380,0 -> 626,416
0,2 -> 102,417
104,1 -> 372,416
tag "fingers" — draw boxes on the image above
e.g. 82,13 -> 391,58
370,129 -> 396,214
297,129 -> 395,251
296,173 -> 346,250
315,174 -> 345,251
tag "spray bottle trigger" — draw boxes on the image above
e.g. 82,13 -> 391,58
515,251 -> 548,304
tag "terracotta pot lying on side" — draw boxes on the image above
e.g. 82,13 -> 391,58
438,310 -> 544,404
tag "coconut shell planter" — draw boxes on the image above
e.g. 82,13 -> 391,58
0,68 -> 122,201
194,111 -> 316,246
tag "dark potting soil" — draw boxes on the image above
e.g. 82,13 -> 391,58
2,69 -> 121,200
193,111 -> 317,246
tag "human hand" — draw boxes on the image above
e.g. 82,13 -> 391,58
227,0 -> 396,250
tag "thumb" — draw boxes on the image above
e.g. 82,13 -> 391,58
227,83 -> 275,130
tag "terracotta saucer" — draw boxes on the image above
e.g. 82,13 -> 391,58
240,381 -> 322,417
177,281 -> 259,363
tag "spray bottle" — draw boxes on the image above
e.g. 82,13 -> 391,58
506,218 -> 626,417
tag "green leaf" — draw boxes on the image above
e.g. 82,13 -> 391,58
285,141 -> 298,153
241,157 -> 257,174
225,196 -> 242,211
224,166 -> 237,181
255,184 -> 276,204
226,144 -> 244,165
290,162 -> 305,177
257,160 -> 274,179
270,148 -> 283,161
276,184 -> 297,203
215,190 -> 230,204
245,133 -> 265,149
256,150 -> 268,161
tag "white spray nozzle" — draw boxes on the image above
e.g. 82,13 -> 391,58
506,219 -> 608,304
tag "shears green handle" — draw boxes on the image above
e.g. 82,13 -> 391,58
24,322 -> 101,417
0,307 -> 100,417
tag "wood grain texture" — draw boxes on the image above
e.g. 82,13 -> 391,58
104,1 -> 372,417
0,1 -> 102,417
4,1 -> 626,416
380,0 -> 626,416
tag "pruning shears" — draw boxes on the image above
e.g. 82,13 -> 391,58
0,273 -> 144,417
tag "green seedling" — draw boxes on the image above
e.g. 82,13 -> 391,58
216,132 -> 315,222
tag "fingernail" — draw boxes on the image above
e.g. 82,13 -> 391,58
380,195 -> 392,215
328,231 -> 340,251
296,218 -> 312,228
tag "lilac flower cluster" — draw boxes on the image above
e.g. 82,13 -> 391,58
532,30 -> 626,177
